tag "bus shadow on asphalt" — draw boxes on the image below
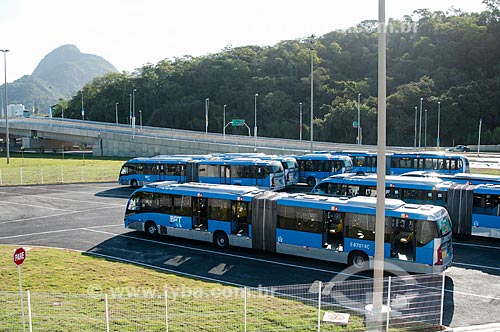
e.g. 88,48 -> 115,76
95,186 -> 134,198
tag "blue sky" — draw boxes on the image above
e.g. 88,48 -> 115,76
0,0 -> 487,83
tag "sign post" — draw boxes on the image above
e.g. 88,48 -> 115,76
14,247 -> 26,332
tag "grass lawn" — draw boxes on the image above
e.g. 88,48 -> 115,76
0,153 -> 127,186
0,245 -> 368,332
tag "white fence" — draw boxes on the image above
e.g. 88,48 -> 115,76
0,274 -> 445,331
0,165 -> 117,186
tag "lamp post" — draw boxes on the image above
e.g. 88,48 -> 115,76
437,101 -> 441,148
254,94 -> 258,152
310,34 -> 315,152
299,102 -> 303,141
424,109 -> 428,149
81,91 -> 84,121
128,93 -> 132,126
477,117 -> 483,157
418,97 -> 423,150
223,104 -> 227,138
414,106 -> 417,149
115,102 -> 119,124
205,98 -> 209,135
1,49 -> 10,164
132,88 -> 137,127
357,93 -> 361,145
139,110 -> 142,131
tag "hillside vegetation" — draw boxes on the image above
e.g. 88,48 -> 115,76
57,3 -> 500,147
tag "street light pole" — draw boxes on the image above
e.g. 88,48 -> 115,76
254,94 -> 258,152
115,102 -> 119,124
414,106 -> 417,149
310,34 -> 315,152
299,102 -> 303,141
128,93 -> 132,126
81,91 -> 84,121
205,98 -> 209,135
223,104 -> 226,139
357,93 -> 361,145
419,97 -> 423,150
437,101 -> 441,148
132,88 -> 137,126
372,0 -> 387,327
139,110 -> 142,131
424,109 -> 428,149
1,49 -> 10,164
477,117 -> 483,157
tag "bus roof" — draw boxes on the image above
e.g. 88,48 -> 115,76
296,153 -> 351,161
135,182 -> 263,199
317,173 -> 452,190
199,158 -> 282,166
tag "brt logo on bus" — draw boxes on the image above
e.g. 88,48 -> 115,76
170,215 -> 182,226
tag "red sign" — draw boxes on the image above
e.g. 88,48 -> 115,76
13,247 -> 26,266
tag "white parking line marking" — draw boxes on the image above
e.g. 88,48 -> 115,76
453,242 -> 500,251
0,224 -> 122,240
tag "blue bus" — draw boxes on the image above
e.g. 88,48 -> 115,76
312,174 -> 451,207
401,171 -> 500,186
118,156 -> 194,187
119,156 -> 285,191
295,153 -> 354,186
313,174 -> 500,239
333,151 -> 470,176
196,158 -> 285,191
124,182 -> 453,273
216,153 -> 299,187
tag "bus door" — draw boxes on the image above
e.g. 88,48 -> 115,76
323,211 -> 344,251
256,166 -> 264,187
192,197 -> 208,231
390,218 -> 415,261
221,165 -> 231,184
231,201 -> 249,235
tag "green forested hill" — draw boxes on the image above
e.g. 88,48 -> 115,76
58,4 -> 500,147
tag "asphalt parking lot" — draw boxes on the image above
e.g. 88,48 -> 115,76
1,183 -> 500,328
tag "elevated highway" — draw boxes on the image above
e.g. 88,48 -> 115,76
0,117 -> 387,157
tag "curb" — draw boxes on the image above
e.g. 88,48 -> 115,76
445,323 -> 500,332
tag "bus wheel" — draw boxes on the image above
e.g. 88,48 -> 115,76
130,179 -> 138,188
356,171 -> 365,176
145,221 -> 158,237
348,251 -> 369,270
306,177 -> 316,187
213,231 -> 229,249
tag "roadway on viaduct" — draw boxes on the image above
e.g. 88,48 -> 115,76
0,117 -> 401,157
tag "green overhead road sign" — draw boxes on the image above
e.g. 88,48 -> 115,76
231,119 -> 245,127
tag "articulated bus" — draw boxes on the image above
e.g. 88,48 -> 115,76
295,153 -> 354,186
196,158 -> 285,191
335,151 -> 470,176
312,174 -> 500,239
216,153 -> 299,187
124,182 -> 453,273
401,171 -> 500,186
118,156 -> 193,187
119,156 -> 285,191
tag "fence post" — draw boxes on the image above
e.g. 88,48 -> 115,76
40,167 -> 44,185
317,281 -> 322,332
81,166 -> 84,182
386,276 -> 391,332
105,293 -> 109,332
165,289 -> 169,332
244,287 -> 247,332
27,290 -> 33,332
440,272 -> 446,326
61,166 -> 64,184
20,168 -> 23,185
